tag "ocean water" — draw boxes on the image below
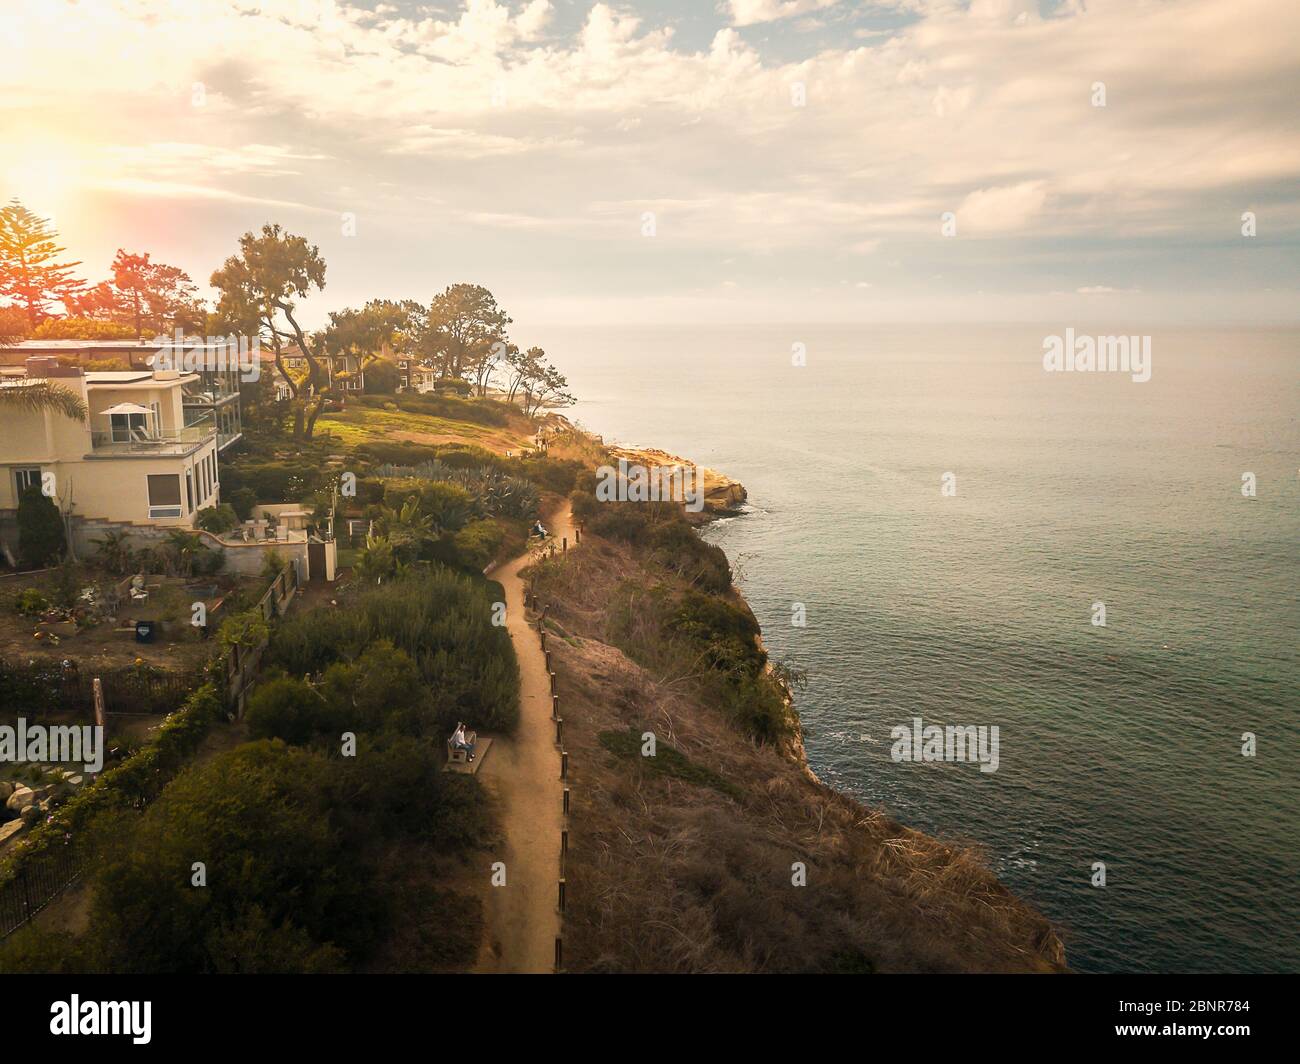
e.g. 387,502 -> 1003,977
549,323 -> 1299,974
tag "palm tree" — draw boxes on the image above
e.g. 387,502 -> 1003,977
0,379 -> 88,420
0,306 -> 87,420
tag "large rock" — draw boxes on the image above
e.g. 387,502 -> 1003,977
5,786 -> 35,813
0,820 -> 24,847
0,781 -> 14,801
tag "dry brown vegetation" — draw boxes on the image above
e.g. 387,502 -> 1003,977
529,533 -> 1067,973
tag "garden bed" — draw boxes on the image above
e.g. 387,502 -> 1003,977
0,567 -> 234,672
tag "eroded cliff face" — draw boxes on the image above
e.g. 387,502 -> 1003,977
527,510 -> 1068,974
605,445 -> 748,515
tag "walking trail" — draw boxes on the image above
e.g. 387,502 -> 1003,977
474,501 -> 575,973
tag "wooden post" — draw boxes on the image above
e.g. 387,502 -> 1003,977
545,650 -> 552,672
552,694 -> 559,720
575,527 -> 580,544
561,750 -> 568,779
555,718 -> 563,744
555,937 -> 563,971
558,878 -> 566,912
563,787 -> 570,814
561,828 -> 568,855
549,671 -> 557,695
91,677 -> 106,745
562,536 -> 567,554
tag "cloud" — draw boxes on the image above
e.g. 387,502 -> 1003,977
725,0 -> 844,27
0,0 -> 1296,324
956,181 -> 1050,234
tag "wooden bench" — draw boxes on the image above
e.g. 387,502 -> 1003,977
446,728 -> 478,765
444,731 -> 491,774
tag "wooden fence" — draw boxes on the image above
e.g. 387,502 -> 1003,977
528,584 -> 571,974
220,559 -> 300,716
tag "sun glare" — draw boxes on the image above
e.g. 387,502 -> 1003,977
2,142 -> 90,225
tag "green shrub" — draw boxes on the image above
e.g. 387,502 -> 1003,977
16,486 -> 64,568
319,641 -> 437,738
218,608 -> 270,650
249,643 -> 436,745
515,456 -> 584,494
14,588 -> 49,616
260,550 -> 289,587
270,569 -> 518,732
446,518 -> 504,572
246,674 -> 329,745
228,487 -> 258,521
195,503 -> 240,534
0,927 -> 100,974
86,740 -> 369,973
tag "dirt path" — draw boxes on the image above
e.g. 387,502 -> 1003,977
474,501 -> 576,973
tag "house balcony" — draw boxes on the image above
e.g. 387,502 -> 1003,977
88,423 -> 216,457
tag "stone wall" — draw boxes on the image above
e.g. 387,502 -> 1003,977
70,518 -> 313,580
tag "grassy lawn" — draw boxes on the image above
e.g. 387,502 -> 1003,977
316,406 -> 529,452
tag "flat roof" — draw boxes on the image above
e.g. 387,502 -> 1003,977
85,371 -> 197,386
11,339 -> 241,350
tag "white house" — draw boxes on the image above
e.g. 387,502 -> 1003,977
0,358 -> 221,547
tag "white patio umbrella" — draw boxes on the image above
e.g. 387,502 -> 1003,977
100,402 -> 152,416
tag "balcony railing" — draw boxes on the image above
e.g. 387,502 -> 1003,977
183,385 -> 240,405
89,423 -> 216,456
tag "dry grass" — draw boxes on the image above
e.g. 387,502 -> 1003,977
529,535 -> 1067,974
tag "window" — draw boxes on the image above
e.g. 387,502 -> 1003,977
185,468 -> 194,513
147,474 -> 182,519
111,412 -> 148,442
14,467 -> 42,496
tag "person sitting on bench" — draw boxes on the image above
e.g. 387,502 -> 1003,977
531,519 -> 547,538
450,722 -> 476,761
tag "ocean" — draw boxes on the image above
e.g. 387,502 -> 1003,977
549,323 -> 1299,974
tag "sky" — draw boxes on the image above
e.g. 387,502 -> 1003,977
1,0 -> 1298,334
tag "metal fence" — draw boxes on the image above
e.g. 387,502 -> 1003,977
0,842 -> 83,940
0,659 -> 205,717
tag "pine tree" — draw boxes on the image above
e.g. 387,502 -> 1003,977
0,199 -> 84,325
